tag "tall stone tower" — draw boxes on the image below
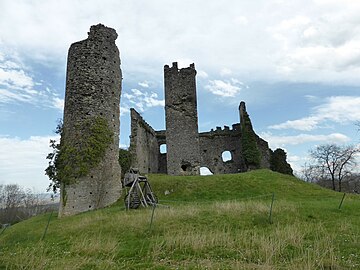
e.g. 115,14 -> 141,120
59,24 -> 122,217
164,62 -> 200,175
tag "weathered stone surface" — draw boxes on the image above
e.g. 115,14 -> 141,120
59,24 -> 122,217
129,108 -> 159,174
155,130 -> 167,174
199,125 -> 246,174
239,101 -> 271,170
129,62 -> 292,176
164,62 -> 201,175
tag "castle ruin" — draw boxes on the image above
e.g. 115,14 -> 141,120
130,62 -> 290,175
59,24 -> 122,217
164,63 -> 201,175
57,24 -> 291,217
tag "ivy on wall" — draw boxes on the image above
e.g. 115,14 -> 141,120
240,110 -> 261,169
45,117 -> 113,196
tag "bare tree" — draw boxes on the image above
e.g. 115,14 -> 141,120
309,144 -> 359,192
3,184 -> 25,209
0,184 -> 25,224
301,162 -> 326,183
0,184 -> 54,224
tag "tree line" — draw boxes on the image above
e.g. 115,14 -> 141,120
0,184 -> 57,225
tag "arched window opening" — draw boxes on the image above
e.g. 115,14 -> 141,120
160,144 -> 167,154
222,151 -> 232,162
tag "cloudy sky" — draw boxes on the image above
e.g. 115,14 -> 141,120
1,0 -> 360,191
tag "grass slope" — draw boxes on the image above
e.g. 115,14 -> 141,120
0,170 -> 359,269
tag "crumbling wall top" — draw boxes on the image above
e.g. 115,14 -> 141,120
88,23 -> 118,41
130,108 -> 156,136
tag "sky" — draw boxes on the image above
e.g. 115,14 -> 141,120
0,0 -> 360,192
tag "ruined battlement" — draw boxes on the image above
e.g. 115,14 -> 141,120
164,62 -> 196,75
200,125 -> 241,138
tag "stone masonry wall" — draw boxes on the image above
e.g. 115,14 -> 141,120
129,108 -> 159,174
164,62 -> 201,175
59,24 -> 122,217
155,130 -> 167,174
199,125 -> 247,174
239,101 -> 271,170
129,100 -> 273,175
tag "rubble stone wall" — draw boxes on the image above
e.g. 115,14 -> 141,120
59,24 -> 122,217
164,62 -> 201,175
129,108 -> 159,174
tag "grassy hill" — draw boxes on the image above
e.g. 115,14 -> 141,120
0,170 -> 359,269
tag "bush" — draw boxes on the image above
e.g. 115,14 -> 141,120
270,148 -> 293,175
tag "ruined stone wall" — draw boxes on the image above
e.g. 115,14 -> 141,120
199,125 -> 247,174
199,101 -> 271,173
164,62 -> 201,175
129,108 -> 159,174
60,24 -> 122,217
239,101 -> 271,170
256,136 -> 271,168
155,130 -> 167,174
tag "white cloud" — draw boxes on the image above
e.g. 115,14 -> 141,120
205,79 -> 245,97
52,97 -> 64,111
0,68 -> 34,89
121,88 -> 164,114
220,68 -> 232,77
197,70 -> 208,79
269,117 -> 319,131
138,81 -> 150,88
0,48 -> 63,110
270,5 -> 360,81
261,132 -> 350,148
0,135 -> 59,192
131,89 -> 143,96
1,1 -> 360,85
0,88 -> 33,103
233,16 -> 248,26
120,106 -> 130,116
0,53 -> 37,104
143,93 -> 165,107
270,96 -> 360,131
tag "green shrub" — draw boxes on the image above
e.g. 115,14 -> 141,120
270,148 -> 293,175
118,148 -> 132,177
46,117 -> 113,195
240,111 -> 261,169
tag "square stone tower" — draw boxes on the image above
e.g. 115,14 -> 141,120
164,62 -> 200,175
59,24 -> 122,217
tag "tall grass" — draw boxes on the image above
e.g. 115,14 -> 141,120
0,170 -> 359,269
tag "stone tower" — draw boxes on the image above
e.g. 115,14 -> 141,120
164,62 -> 200,175
59,24 -> 122,217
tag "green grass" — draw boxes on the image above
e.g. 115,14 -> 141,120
0,170 -> 359,269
